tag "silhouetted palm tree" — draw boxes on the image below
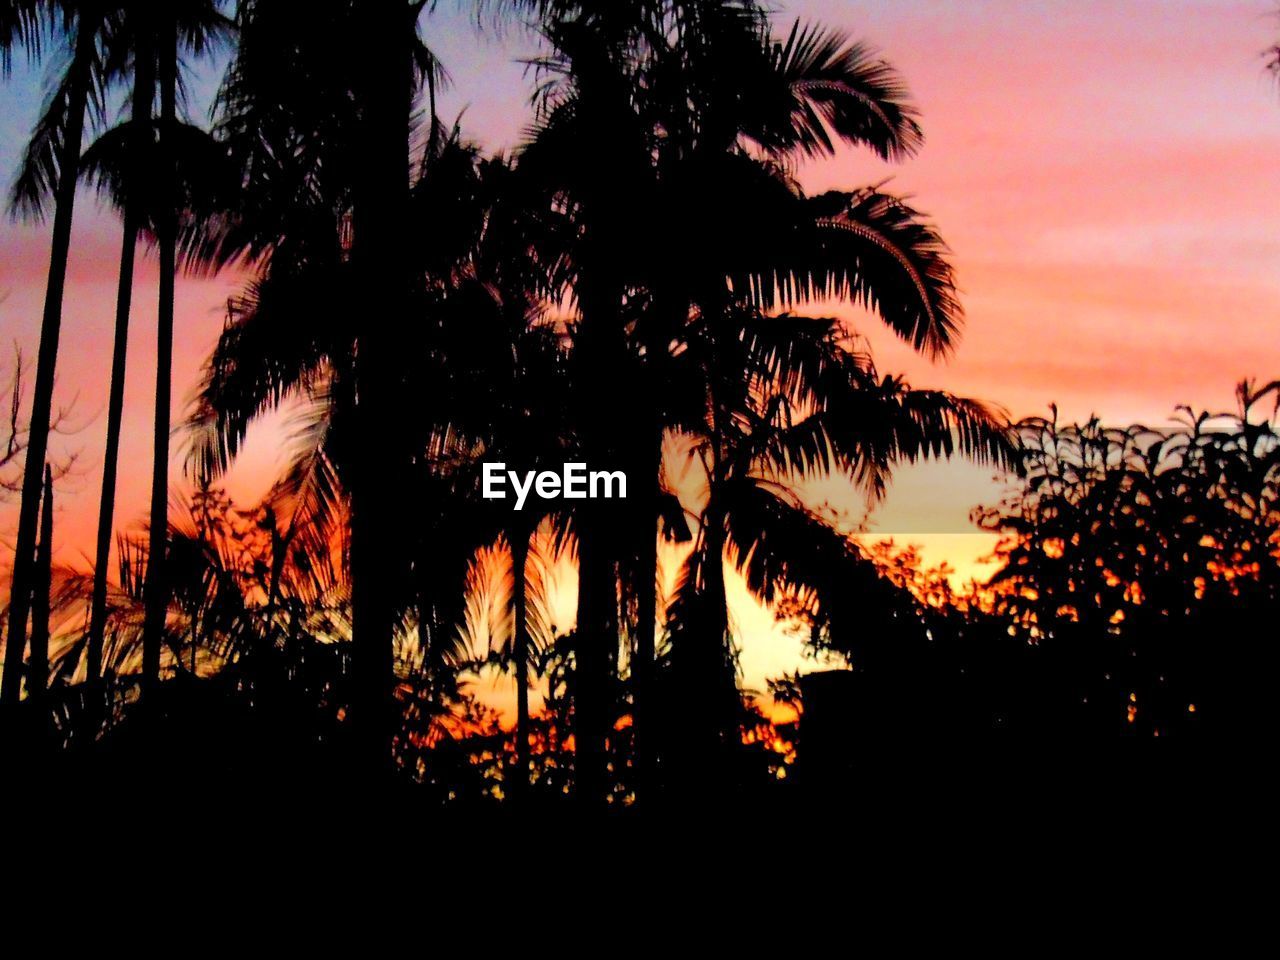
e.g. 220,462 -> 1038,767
1,0 -> 110,704
346,0 -> 405,771
659,306 -> 1013,780
28,464 -> 53,711
187,27 -> 566,778
57,0 -> 232,701
183,0 -> 444,770
451,152 -> 575,796
141,3 -> 234,701
3,2 -> 231,705
81,7 -> 155,693
517,0 -> 972,800
486,328 -> 574,796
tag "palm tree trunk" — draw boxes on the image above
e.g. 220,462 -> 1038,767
672,308 -> 737,793
87,216 -> 138,685
87,36 -> 153,688
263,509 -> 283,648
141,21 -> 178,698
29,465 -> 54,710
349,478 -> 397,768
683,296 -> 743,786
569,277 -> 624,806
348,0 -> 409,776
573,510 -> 614,806
666,502 -> 734,797
699,503 -> 732,737
631,420 -> 662,802
509,527 -> 531,800
1,16 -> 97,705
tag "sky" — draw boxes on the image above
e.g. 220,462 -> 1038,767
3,0 -> 1280,705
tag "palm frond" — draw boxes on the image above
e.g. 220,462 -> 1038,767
739,186 -> 962,359
0,0 -> 47,76
757,19 -> 922,161
183,269 -> 348,481
720,475 -> 866,609
8,29 -> 110,221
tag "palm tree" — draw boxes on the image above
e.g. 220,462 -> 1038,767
660,306 -> 1014,782
183,0 -> 441,770
186,118 -> 582,791
456,152 -> 575,797
513,0 -> 663,806
1,0 -> 109,704
346,0 -> 404,771
2,1 -> 230,705
72,0 -> 231,698
188,49 -> 574,784
517,0 -> 977,800
139,7 -> 180,697
486,326 -> 574,797
28,464 -> 54,711
81,7 -> 154,693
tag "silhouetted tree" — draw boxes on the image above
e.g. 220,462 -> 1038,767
82,6 -> 155,692
28,464 -> 53,712
179,0 -> 444,772
140,1 -> 235,706
659,307 -> 1012,784
66,0 -> 232,695
2,0 -> 110,704
975,381 -> 1280,735
183,15 -> 579,781
518,0 -> 974,800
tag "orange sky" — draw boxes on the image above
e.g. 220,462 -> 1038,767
3,0 -> 1280,701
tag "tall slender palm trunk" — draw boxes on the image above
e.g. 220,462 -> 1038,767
87,39 -> 154,688
570,280 -> 625,806
348,0 -> 410,776
28,465 -> 54,711
573,509 -> 615,805
631,420 -> 662,801
509,527 -> 531,799
1,18 -> 98,704
141,23 -> 178,698
632,283 -> 685,801
87,216 -> 138,682
697,501 -> 734,748
666,500 -> 734,797
671,311 -> 738,794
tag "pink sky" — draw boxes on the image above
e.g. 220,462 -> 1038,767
3,0 -> 1280,694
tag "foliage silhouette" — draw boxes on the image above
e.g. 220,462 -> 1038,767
972,382 -> 1280,735
4,2 -> 1270,804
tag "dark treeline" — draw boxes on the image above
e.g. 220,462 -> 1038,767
780,381 -> 1279,751
0,1 -> 1275,805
